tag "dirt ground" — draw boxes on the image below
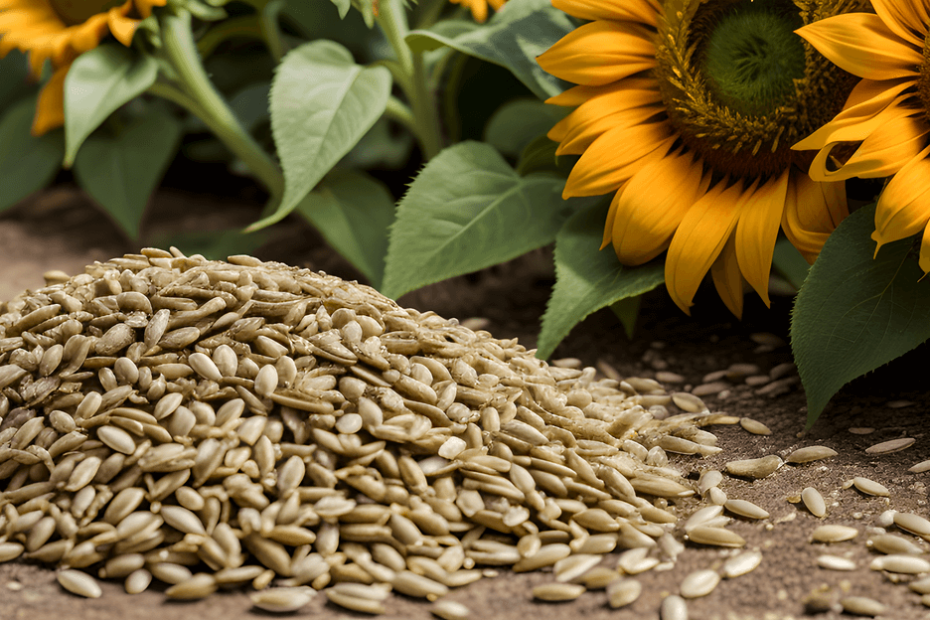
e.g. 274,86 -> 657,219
2,187 -> 930,620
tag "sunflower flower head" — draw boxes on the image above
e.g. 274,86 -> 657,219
792,0 -> 930,273
0,0 -> 166,135
450,0 -> 506,22
538,0 -> 864,316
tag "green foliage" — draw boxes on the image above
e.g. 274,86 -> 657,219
297,170 -> 396,288
382,141 -> 581,298
406,0 -> 574,99
251,40 -> 391,230
483,98 -> 565,157
330,0 -> 352,19
772,236 -> 810,291
72,106 -> 182,239
0,97 -> 64,212
536,202 -> 665,359
63,45 -> 159,167
791,203 -> 930,427
0,50 -> 33,114
610,296 -> 641,340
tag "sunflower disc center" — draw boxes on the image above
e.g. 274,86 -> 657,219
703,3 -> 806,116
49,0 -> 124,26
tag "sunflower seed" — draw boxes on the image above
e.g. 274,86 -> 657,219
722,551 -> 762,578
325,587 -> 386,613
57,569 -> 102,598
165,573 -> 217,600
724,499 -> 769,520
431,600 -> 470,620
786,446 -> 837,464
679,569 -> 719,598
607,578 -> 641,608
811,525 -> 858,543
725,455 -> 782,479
910,576 -> 930,594
853,477 -> 889,497
869,534 -> 924,555
865,437 -> 915,454
801,487 -> 826,518
894,512 -> 930,538
739,418 -> 771,435
660,594 -> 689,620
687,526 -> 745,548
870,554 -> 930,574
532,582 -> 586,601
840,596 -> 886,617
124,568 -> 152,594
817,555 -> 856,571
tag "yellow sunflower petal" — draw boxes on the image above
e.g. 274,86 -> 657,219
871,0 -> 928,47
555,104 -> 662,156
135,0 -> 168,19
710,233 -> 744,319
873,145 -> 930,254
537,21 -> 656,87
551,0 -> 659,26
549,79 -> 662,149
108,4 -> 140,46
734,169 -> 790,307
921,224 -> 930,273
809,110 -> 928,181
563,121 -> 675,198
59,12 -> 110,62
607,150 -> 708,264
665,179 -> 749,315
32,64 -> 68,136
782,175 -> 848,262
793,79 -> 913,152
796,13 -> 922,81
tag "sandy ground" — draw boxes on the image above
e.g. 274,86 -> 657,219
1,187 -> 929,619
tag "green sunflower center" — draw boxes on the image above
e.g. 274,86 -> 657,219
50,0 -> 125,26
653,0 -> 864,179
703,4 -> 806,116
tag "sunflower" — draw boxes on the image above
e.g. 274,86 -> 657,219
537,0 -> 862,316
792,0 -> 930,271
0,0 -> 166,135
450,0 -> 505,23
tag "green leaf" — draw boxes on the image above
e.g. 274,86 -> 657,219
517,134 -> 572,176
63,44 -> 158,167
330,0 -> 351,18
610,295 -> 641,340
382,141 -> 583,298
791,203 -> 930,427
772,236 -> 810,291
0,50 -> 33,114
0,97 -> 64,212
484,98 -> 565,156
406,0 -> 574,99
537,202 -> 665,359
251,40 -> 391,231
72,106 -> 182,239
341,117 -> 414,169
297,170 -> 395,288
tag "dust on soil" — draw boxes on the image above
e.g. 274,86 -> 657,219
2,187 -> 930,620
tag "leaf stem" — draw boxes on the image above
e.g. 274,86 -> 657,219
160,9 -> 284,200
376,0 -> 443,159
258,0 -> 288,63
384,95 -> 417,134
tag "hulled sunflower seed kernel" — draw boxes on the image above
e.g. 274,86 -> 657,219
786,446 -> 837,464
57,569 -> 102,598
811,525 -> 858,543
801,487 -> 826,518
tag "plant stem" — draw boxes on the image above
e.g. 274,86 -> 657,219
376,0 -> 443,159
161,9 -> 284,200
384,95 -> 417,134
258,0 -> 287,63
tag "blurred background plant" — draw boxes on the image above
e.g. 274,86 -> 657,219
2,0 -> 929,428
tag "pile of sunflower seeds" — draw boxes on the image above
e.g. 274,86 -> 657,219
0,249 -> 770,614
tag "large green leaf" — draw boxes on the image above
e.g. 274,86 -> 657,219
483,98 -> 566,156
537,202 -> 665,359
406,0 -> 574,100
0,97 -> 64,212
63,44 -> 158,167
72,106 -> 182,239
250,40 -> 391,231
297,170 -> 395,288
791,203 -> 930,427
0,50 -> 33,114
382,141 -> 582,298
